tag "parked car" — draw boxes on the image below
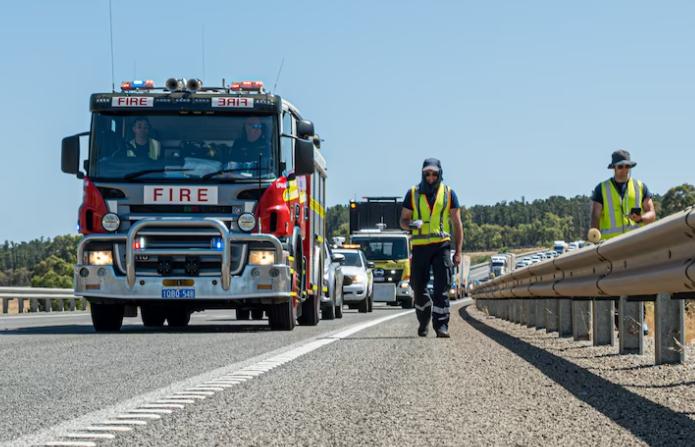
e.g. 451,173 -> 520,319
335,249 -> 374,313
321,243 -> 345,320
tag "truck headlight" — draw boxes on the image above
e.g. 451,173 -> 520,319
86,250 -> 113,266
101,213 -> 120,232
238,213 -> 256,232
249,250 -> 275,266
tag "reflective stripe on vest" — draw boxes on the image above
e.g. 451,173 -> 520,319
127,139 -> 161,160
599,178 -> 643,239
411,184 -> 452,246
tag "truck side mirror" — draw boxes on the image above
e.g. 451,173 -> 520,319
331,253 -> 345,263
367,261 -> 375,269
61,134 -> 83,178
294,138 -> 314,176
296,120 -> 315,139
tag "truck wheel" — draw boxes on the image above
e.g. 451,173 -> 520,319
251,309 -> 264,320
90,302 -> 124,332
298,292 -> 320,326
322,301 -> 336,320
358,297 -> 369,313
269,299 -> 296,331
141,305 -> 166,327
401,297 -> 414,309
236,309 -> 251,320
166,308 -> 191,327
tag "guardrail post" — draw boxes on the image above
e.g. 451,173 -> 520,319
30,298 -> 38,312
526,299 -> 535,328
512,301 -> 520,323
655,293 -> 685,365
592,298 -> 615,346
503,299 -> 510,321
534,299 -> 546,330
558,299 -> 572,337
68,299 -> 76,312
2,298 -> 8,314
572,298 -> 591,341
619,296 -> 644,355
17,297 -> 24,313
43,298 -> 51,312
545,298 -> 559,333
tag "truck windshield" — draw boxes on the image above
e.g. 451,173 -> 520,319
89,113 -> 277,181
351,237 -> 408,261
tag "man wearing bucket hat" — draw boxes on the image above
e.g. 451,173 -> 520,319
399,158 -> 463,338
589,149 -> 656,241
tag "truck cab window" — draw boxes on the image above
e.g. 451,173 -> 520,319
280,111 -> 294,177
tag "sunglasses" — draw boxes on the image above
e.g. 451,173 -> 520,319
424,171 -> 439,178
247,124 -> 263,129
615,165 -> 631,170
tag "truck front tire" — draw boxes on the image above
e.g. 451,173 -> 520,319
90,302 -> 125,332
269,299 -> 296,331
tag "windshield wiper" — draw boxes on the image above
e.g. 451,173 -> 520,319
202,168 -> 263,180
124,168 -> 194,180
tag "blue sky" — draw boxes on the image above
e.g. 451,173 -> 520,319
1,0 -> 693,241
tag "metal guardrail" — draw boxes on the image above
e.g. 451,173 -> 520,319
472,206 -> 695,365
0,287 -> 82,314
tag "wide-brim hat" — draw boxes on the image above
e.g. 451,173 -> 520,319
607,149 -> 637,169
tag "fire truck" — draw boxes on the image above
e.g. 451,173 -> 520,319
347,197 -> 414,309
61,78 -> 327,332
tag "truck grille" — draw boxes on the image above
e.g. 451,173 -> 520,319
372,268 -> 403,284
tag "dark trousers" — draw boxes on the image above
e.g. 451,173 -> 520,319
411,243 -> 452,330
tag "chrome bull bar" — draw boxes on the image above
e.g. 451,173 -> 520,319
77,217 -> 285,292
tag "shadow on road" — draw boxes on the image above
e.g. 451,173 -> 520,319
459,305 -> 695,446
0,323 -> 272,335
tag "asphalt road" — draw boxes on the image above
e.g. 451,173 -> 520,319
0,305 -> 414,446
6,298 -> 694,446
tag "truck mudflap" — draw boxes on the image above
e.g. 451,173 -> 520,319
74,217 -> 291,301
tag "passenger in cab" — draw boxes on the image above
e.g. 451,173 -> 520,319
232,116 -> 269,163
127,117 -> 161,160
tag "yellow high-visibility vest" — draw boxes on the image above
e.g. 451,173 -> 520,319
599,177 -> 644,240
410,184 -> 452,246
127,139 -> 161,160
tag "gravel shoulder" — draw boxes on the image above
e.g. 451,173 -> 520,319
109,301 -> 688,447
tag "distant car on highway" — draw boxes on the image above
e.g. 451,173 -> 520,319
321,243 -> 345,320
335,249 -> 374,313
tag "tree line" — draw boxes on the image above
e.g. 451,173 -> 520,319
328,183 -> 695,251
0,184 -> 692,287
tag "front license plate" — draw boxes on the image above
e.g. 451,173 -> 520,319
373,277 -> 385,282
162,288 -> 195,299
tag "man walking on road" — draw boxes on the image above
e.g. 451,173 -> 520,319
590,149 -> 656,240
400,158 -> 463,338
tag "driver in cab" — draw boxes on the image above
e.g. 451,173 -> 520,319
127,117 -> 161,160
232,117 -> 267,163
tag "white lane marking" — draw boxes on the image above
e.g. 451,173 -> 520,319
83,426 -> 133,432
118,412 -> 165,417
64,433 -> 116,439
154,399 -> 196,404
43,442 -> 96,447
138,404 -> 184,409
0,312 -> 89,321
13,306 -> 451,447
100,420 -> 147,425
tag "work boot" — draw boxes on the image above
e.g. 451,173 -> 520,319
418,324 -> 429,337
435,326 -> 450,338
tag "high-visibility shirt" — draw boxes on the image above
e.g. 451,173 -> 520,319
410,183 -> 452,246
599,177 -> 644,240
127,139 -> 161,160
